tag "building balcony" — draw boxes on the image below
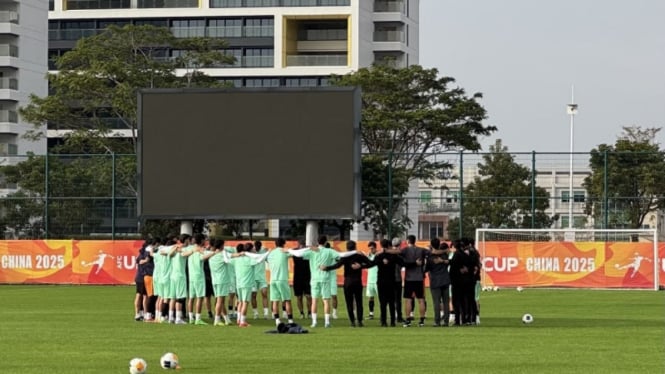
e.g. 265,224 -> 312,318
49,28 -> 99,41
374,0 -> 404,13
0,142 -> 17,156
0,44 -> 18,57
374,30 -> 404,43
0,11 -> 18,24
211,0 -> 350,6
0,77 -> 18,101
285,54 -> 347,67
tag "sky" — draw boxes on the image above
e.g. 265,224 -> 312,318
419,0 -> 665,153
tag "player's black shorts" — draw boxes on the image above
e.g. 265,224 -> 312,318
135,281 -> 146,295
205,277 -> 213,297
293,279 -> 311,296
403,280 -> 425,299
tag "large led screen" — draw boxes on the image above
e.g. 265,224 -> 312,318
138,87 -> 361,220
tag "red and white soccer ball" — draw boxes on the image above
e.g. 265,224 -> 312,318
160,352 -> 180,370
129,358 -> 147,374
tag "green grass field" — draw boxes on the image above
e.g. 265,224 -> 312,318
1,285 -> 663,374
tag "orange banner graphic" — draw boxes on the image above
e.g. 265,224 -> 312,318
1,240 -> 663,288
480,241 -> 661,289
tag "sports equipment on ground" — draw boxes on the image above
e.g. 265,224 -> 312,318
522,313 -> 534,324
516,286 -> 524,292
129,358 -> 147,374
160,352 -> 180,370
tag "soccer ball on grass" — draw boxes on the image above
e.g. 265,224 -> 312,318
160,352 -> 180,370
129,358 -> 147,374
521,313 -> 534,324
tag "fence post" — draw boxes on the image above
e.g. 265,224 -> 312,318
44,154 -> 48,240
387,150 -> 392,239
531,151 -> 536,228
112,152 -> 116,240
458,150 -> 464,238
603,150 -> 608,229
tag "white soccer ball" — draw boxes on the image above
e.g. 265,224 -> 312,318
129,358 -> 147,374
516,286 -> 524,292
522,313 -> 534,324
493,286 -> 499,291
160,352 -> 180,370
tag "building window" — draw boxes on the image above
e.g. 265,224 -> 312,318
138,0 -> 198,8
445,190 -> 459,204
211,0 -> 348,6
285,77 -> 319,87
244,18 -> 274,37
561,216 -> 585,229
66,0 -> 131,9
208,18 -> 242,38
171,19 -> 205,38
245,78 -> 280,87
244,48 -> 274,67
562,190 -> 585,203
419,190 -> 431,204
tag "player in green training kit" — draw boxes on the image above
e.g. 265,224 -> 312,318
289,235 -> 358,328
208,239 -> 234,326
166,234 -> 190,324
251,241 -> 270,319
266,237 -> 295,326
184,233 -> 215,325
225,243 -> 269,327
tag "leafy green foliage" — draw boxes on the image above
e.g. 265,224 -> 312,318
11,25 -> 235,238
448,140 -> 552,240
332,64 -> 495,237
583,126 -> 665,228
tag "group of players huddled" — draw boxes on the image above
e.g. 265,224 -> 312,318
133,233 -> 482,328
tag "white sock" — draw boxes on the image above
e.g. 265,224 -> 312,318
176,311 -> 183,320
325,314 -> 330,324
311,313 -> 317,324
263,307 -> 269,315
169,310 -> 175,320
240,315 -> 246,323
195,313 -> 201,321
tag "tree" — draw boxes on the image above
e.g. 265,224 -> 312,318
331,64 -> 495,237
20,24 -> 234,153
583,126 -> 665,229
447,140 -> 552,240
7,25 -> 234,238
331,64 -> 494,181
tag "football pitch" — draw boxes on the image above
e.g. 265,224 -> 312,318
1,285 -> 663,374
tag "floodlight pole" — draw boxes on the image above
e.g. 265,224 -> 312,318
567,86 -> 578,229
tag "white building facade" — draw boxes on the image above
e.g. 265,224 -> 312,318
0,0 -> 48,162
47,0 -> 420,238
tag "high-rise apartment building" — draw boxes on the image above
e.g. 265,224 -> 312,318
48,1 -> 419,90
0,0 -> 48,160
47,0 -> 420,238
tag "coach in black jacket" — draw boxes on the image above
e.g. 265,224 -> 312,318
324,240 -> 372,327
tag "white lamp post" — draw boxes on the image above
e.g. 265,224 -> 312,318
566,86 -> 578,229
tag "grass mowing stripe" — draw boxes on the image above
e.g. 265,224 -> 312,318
0,285 -> 663,373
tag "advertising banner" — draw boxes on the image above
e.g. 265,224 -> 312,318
481,241 -> 661,289
1,240 -> 663,288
